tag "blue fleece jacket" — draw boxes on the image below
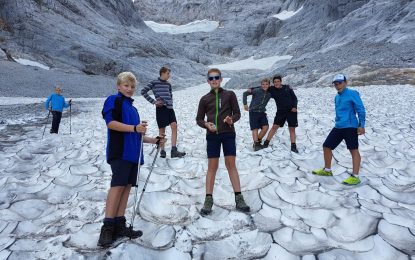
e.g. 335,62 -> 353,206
102,92 -> 144,164
45,94 -> 70,112
334,88 -> 366,128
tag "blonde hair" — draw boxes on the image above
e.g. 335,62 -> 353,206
117,72 -> 137,86
261,78 -> 270,84
207,68 -> 221,77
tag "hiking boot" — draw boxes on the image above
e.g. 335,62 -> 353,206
291,144 -> 299,153
114,220 -> 143,239
160,150 -> 166,158
171,147 -> 186,158
200,196 -> 213,215
312,168 -> 333,176
235,194 -> 250,212
263,140 -> 270,148
97,224 -> 115,247
253,141 -> 263,151
342,175 -> 361,185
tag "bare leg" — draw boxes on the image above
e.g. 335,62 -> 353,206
224,156 -> 241,192
159,127 -> 166,150
258,125 -> 269,141
350,149 -> 361,175
206,158 -> 219,194
105,186 -> 125,218
115,185 -> 132,217
323,146 -> 333,169
251,129 -> 259,142
170,122 -> 177,147
289,127 -> 296,143
266,124 -> 280,141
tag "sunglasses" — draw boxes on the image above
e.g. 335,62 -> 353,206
208,75 -> 221,81
333,81 -> 344,85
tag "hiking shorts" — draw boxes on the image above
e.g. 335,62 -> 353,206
206,132 -> 236,158
156,106 -> 177,129
323,127 -> 358,150
273,109 -> 298,127
109,159 -> 138,187
249,112 -> 268,130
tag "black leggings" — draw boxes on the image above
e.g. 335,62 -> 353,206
51,111 -> 62,133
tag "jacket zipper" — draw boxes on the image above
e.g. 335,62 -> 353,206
215,91 -> 219,134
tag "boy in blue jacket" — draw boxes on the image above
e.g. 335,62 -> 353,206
45,87 -> 71,134
99,72 -> 165,247
312,74 -> 366,185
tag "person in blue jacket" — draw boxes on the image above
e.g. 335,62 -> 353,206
45,87 -> 71,134
312,74 -> 366,185
98,72 -> 165,247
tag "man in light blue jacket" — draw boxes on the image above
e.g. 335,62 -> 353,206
312,74 -> 366,185
45,87 -> 71,134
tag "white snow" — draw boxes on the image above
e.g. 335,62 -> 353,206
208,55 -> 292,71
272,6 -> 303,20
13,58 -> 50,70
144,19 -> 219,34
0,84 -> 415,258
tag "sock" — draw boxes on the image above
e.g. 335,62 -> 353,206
103,217 -> 115,225
324,168 -> 332,172
114,216 -> 126,223
235,192 -> 241,196
206,194 -> 212,197
351,173 -> 359,177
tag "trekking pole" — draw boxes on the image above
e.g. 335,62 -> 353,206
129,121 -> 147,236
69,102 -> 72,135
129,135 -> 164,236
42,109 -> 51,139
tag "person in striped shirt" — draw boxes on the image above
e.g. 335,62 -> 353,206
141,67 -> 186,158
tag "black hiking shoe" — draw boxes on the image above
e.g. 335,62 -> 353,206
200,196 -> 213,215
291,144 -> 299,153
253,141 -> 263,151
114,221 -> 143,239
171,147 -> 186,158
235,194 -> 250,212
263,140 -> 270,148
97,224 -> 115,247
160,150 -> 166,158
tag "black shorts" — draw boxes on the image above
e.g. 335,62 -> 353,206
323,128 -> 359,150
109,159 -> 138,187
249,112 -> 268,130
206,132 -> 236,158
273,109 -> 298,127
156,106 -> 177,129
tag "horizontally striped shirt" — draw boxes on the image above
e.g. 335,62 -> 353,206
141,78 -> 173,109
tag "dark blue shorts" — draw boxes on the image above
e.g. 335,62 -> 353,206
323,128 -> 358,150
109,159 -> 138,187
156,106 -> 177,129
249,112 -> 268,130
206,132 -> 236,158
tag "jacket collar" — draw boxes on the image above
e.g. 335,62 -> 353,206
117,92 -> 134,102
209,87 -> 223,94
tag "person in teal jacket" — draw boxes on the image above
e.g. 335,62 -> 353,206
45,87 -> 71,134
312,74 -> 366,185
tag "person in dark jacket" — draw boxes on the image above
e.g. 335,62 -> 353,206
196,68 -> 250,215
45,87 -> 71,134
98,72 -> 165,247
264,75 -> 299,153
141,67 -> 186,158
242,78 -> 271,151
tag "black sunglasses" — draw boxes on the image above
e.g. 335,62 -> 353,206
208,75 -> 221,81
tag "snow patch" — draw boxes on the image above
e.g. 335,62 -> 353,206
272,6 -> 303,20
144,19 -> 219,34
13,58 -> 50,70
209,55 -> 292,71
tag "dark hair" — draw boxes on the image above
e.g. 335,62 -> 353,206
159,66 -> 171,76
207,68 -> 221,77
273,75 -> 282,82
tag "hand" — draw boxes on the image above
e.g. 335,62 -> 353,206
291,108 -> 297,112
244,105 -> 249,111
135,122 -> 148,134
223,116 -> 233,125
247,88 -> 252,93
155,134 -> 166,145
357,127 -> 365,135
205,122 -> 216,132
154,100 -> 164,108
